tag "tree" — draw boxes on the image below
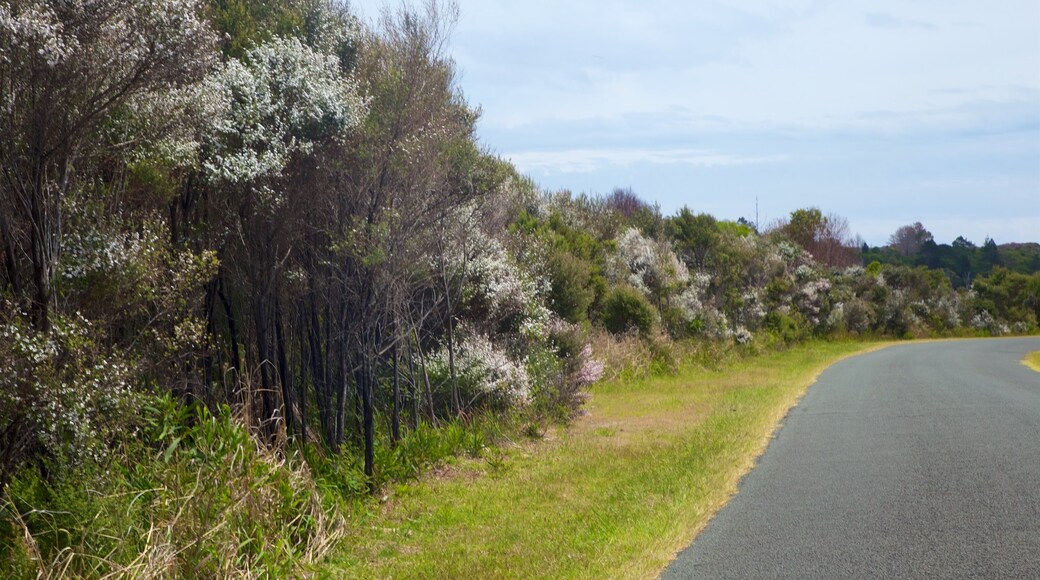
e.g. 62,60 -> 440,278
980,237 -> 1003,273
775,208 -> 859,268
667,207 -> 719,269
889,222 -> 933,257
0,0 -> 216,332
330,0 -> 493,482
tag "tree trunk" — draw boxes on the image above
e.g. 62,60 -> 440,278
360,347 -> 376,492
407,339 -> 420,430
275,296 -> 296,441
217,277 -> 242,400
0,210 -> 21,296
445,313 -> 461,415
391,342 -> 401,444
413,329 -> 437,424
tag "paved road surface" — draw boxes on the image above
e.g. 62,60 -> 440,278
663,338 -> 1040,579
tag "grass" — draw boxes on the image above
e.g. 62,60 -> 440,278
1023,351 -> 1040,373
324,340 -> 883,578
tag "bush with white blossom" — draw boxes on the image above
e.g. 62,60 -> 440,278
425,329 -> 531,409
0,311 -> 138,482
201,35 -> 365,191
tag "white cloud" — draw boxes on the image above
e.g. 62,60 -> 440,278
348,0 -> 1040,243
505,148 -> 788,174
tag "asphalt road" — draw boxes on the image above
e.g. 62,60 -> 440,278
663,338 -> 1040,579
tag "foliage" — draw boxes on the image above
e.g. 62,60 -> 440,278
0,312 -> 137,486
546,248 -> 597,323
201,34 -> 364,189
2,395 -> 342,577
0,0 -> 1037,576
425,328 -> 531,410
601,285 -> 656,336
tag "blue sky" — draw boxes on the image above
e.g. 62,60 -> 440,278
349,1 -> 1040,246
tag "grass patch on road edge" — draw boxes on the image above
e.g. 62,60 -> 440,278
1023,351 -> 1040,373
324,340 -> 883,579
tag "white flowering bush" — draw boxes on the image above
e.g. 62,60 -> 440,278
60,213 -> 163,282
841,298 -> 873,333
0,0 -> 214,70
796,278 -> 832,328
613,227 -> 688,300
733,290 -> 767,329
0,311 -> 138,483
57,203 -> 218,388
930,296 -> 963,329
970,310 -> 1009,336
201,35 -> 365,192
451,226 -> 552,337
425,330 -> 531,410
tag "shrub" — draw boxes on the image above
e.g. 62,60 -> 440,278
425,331 -> 531,410
765,310 -> 808,343
547,250 -> 596,323
0,311 -> 138,486
600,286 -> 656,336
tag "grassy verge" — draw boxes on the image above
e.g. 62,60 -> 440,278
1023,351 -> 1040,373
325,340 -> 883,578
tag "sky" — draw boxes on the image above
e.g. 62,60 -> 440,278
348,0 -> 1040,246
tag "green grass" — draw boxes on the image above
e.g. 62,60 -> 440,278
1023,351 -> 1040,373
324,340 -> 884,578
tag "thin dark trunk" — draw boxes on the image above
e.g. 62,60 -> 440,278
391,342 -> 401,444
202,278 -> 218,404
335,312 -> 347,447
413,329 -> 437,424
0,210 -> 21,296
445,313 -> 461,415
218,277 -> 241,397
297,310 -> 308,445
407,340 -> 420,430
361,347 -> 375,493
275,297 -> 296,441
308,300 -> 330,447
29,212 -> 51,333
253,296 -> 275,442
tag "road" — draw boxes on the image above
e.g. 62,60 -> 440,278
663,338 -> 1040,579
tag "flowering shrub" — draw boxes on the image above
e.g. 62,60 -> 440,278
425,330 -> 531,409
202,35 -> 365,191
970,310 -> 1009,336
0,312 -> 138,483
613,227 -> 688,300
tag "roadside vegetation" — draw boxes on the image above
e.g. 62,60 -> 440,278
325,341 -> 882,578
1,0 -> 1037,577
1023,352 -> 1040,373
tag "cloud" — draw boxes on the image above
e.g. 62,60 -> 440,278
348,0 -> 1040,243
864,12 -> 936,30
505,148 -> 788,174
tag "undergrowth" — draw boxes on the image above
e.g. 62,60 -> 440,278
0,393 -> 504,579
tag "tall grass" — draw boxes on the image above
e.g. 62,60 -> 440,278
0,391 -> 512,579
1,397 -> 343,578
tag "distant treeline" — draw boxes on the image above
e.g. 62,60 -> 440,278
861,225 -> 1040,288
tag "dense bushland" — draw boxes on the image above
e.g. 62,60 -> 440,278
1,0 -> 1037,576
